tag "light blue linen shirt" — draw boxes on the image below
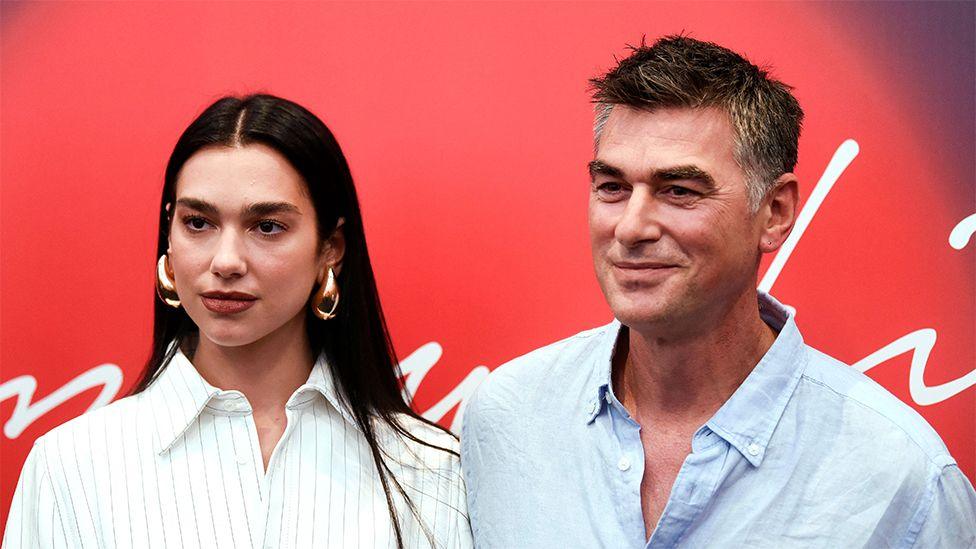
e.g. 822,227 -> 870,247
461,293 -> 976,548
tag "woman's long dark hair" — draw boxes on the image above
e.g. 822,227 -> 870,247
133,94 -> 457,547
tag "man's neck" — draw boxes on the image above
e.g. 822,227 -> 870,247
191,315 -> 315,415
613,291 -> 777,424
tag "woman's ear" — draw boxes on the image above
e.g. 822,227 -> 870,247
319,217 -> 346,277
758,174 -> 799,254
165,202 -> 174,254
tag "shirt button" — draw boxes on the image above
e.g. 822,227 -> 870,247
236,454 -> 249,466
617,456 -> 631,471
587,402 -> 596,415
747,443 -> 761,456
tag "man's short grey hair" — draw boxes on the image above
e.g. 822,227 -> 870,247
590,35 -> 804,210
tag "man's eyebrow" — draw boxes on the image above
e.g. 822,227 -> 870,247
653,165 -> 716,188
588,161 -> 715,189
588,160 -> 624,180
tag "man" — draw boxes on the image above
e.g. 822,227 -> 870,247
461,36 -> 976,548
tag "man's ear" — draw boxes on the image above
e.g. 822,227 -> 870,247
318,218 -> 346,279
759,174 -> 798,254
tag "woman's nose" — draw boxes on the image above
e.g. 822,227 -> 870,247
209,231 -> 248,279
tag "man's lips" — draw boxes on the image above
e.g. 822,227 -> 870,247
611,261 -> 680,270
610,262 -> 681,284
200,291 -> 258,314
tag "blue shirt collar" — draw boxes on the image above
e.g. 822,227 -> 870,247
585,321 -> 622,424
586,292 -> 807,467
706,293 -> 806,466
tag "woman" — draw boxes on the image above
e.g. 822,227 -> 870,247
4,95 -> 471,548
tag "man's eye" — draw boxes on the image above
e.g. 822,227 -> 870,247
595,182 -> 627,196
665,186 -> 698,198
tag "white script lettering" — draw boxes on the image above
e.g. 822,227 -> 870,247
0,364 -> 123,438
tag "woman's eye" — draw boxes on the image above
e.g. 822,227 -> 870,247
183,216 -> 211,231
256,220 -> 286,235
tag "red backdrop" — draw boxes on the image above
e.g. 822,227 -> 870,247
2,1 -> 974,528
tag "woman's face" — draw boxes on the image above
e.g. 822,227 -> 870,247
169,144 -> 341,348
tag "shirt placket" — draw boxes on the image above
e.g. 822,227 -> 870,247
211,393 -> 267,549
257,395 -> 310,549
645,431 -> 727,548
602,391 -> 648,547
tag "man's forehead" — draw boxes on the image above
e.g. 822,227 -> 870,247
595,105 -> 737,171
601,105 -> 732,143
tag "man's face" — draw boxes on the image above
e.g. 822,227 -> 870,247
589,106 -> 766,335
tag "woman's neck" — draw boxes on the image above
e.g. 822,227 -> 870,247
190,314 -> 315,414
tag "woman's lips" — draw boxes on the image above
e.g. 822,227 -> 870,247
200,294 -> 257,314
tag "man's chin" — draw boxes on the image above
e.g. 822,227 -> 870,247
608,300 -> 675,330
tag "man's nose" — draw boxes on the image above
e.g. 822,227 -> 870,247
210,230 -> 248,279
614,186 -> 663,247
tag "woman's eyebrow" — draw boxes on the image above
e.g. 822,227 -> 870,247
242,202 -> 301,217
175,198 -> 301,217
175,197 -> 219,216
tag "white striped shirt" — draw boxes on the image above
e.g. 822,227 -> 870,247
3,351 -> 471,549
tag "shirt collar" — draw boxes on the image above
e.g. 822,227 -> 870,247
705,292 -> 806,466
585,292 -> 807,467
586,320 -> 623,424
293,352 -> 359,428
145,349 -> 358,455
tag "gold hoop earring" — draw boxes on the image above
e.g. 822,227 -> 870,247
156,255 -> 181,308
311,267 -> 340,320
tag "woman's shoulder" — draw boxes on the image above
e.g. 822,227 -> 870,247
31,392 -> 150,457
378,413 -> 460,474
395,413 -> 460,450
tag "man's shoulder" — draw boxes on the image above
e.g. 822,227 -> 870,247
467,322 -> 615,413
797,345 -> 953,467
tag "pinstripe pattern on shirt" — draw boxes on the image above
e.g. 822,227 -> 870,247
3,351 -> 472,549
